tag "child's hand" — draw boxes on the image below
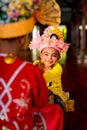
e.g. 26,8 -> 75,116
64,99 -> 75,112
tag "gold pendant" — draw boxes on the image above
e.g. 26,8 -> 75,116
4,53 -> 16,64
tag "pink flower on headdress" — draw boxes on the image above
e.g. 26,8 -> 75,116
49,38 -> 58,45
62,43 -> 70,51
7,11 -> 20,21
57,40 -> 65,48
42,37 -> 50,45
29,35 -> 42,50
57,39 -> 70,52
43,26 -> 52,37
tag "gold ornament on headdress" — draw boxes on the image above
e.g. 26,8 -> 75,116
49,26 -> 64,40
43,26 -> 64,41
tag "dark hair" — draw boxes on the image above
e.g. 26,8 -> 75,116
50,34 -> 59,39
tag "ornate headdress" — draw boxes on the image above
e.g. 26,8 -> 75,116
29,26 -> 70,53
0,0 -> 39,39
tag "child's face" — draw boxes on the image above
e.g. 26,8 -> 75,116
40,47 -> 60,67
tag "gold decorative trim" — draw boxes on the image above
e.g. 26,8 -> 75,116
0,17 -> 35,39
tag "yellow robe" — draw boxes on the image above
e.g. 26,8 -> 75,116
33,60 -> 69,103
33,60 -> 75,112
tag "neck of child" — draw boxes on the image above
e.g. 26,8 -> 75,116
44,65 -> 54,72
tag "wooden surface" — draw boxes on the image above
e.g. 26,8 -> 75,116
62,46 -> 87,130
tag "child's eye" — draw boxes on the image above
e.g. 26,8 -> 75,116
44,53 -> 48,56
53,54 -> 57,57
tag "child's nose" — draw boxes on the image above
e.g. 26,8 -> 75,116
48,55 -> 52,60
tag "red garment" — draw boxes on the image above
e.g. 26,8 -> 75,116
33,104 -> 63,130
0,54 -> 48,130
0,54 -> 63,130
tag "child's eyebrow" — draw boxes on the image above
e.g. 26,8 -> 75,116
53,53 -> 58,55
43,51 -> 49,53
52,52 -> 58,54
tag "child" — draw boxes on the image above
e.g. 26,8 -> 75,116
29,26 -> 75,112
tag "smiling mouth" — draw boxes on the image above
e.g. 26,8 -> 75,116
46,61 -> 53,64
